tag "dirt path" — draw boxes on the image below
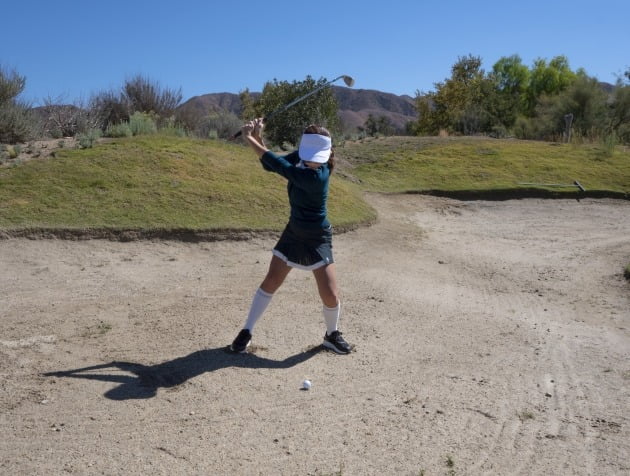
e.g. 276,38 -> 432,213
1,194 -> 629,475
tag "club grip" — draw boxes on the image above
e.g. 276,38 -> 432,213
231,130 -> 243,140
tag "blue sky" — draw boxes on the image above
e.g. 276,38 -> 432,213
2,0 -> 628,106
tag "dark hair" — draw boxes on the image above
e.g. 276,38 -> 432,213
303,124 -> 335,172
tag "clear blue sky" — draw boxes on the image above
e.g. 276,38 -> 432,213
2,0 -> 628,106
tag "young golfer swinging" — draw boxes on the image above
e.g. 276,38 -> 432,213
230,118 -> 352,354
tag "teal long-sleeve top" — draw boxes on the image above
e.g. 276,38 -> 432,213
259,150 -> 331,230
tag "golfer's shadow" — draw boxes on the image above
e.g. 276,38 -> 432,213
43,346 -> 322,400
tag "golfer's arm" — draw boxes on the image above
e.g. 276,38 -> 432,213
243,133 -> 269,158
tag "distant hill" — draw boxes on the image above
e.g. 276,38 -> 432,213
176,86 -> 418,133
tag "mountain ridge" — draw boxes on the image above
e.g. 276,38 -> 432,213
177,86 -> 418,132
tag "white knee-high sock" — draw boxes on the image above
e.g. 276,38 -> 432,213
243,288 -> 273,332
322,301 -> 341,335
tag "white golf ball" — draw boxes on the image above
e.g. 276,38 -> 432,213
302,379 -> 312,390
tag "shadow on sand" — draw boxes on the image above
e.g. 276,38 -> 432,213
43,346 -> 322,400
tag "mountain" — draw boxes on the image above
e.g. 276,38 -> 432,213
176,86 -> 417,133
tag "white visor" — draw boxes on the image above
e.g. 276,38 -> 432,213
298,133 -> 332,164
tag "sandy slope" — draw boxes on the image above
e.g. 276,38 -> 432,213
1,194 -> 628,475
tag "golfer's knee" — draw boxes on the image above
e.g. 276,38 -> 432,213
320,288 -> 339,308
260,274 -> 284,293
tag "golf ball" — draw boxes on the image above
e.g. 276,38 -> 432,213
302,379 -> 312,390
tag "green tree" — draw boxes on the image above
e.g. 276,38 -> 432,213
413,93 -> 437,135
534,73 -> 607,141
421,55 -> 498,135
525,55 -> 576,115
608,80 -> 630,143
491,55 -> 531,127
254,76 -> 340,147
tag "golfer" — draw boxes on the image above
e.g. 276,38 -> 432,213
230,118 -> 352,354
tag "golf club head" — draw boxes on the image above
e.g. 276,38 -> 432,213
341,75 -> 355,87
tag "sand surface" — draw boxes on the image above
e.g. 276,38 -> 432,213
1,194 -> 629,475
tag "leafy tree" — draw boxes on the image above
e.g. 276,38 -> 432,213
524,55 -> 576,115
413,93 -> 436,135
490,55 -> 531,127
254,76 -> 340,147
419,55 -> 498,135
608,80 -> 630,143
533,73 -> 607,141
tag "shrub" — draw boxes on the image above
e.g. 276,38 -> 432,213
196,111 -> 241,139
39,98 -> 83,137
123,75 -> 182,122
88,90 -> 129,131
513,116 -> 537,140
77,128 -> 102,149
159,124 -> 187,137
6,144 -> 19,158
0,66 -> 26,105
129,112 -> 157,136
0,102 -> 35,143
105,122 -> 133,138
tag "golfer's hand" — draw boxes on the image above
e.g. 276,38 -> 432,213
241,121 -> 255,137
253,118 -> 264,138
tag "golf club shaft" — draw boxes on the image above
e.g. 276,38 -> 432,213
232,75 -> 352,139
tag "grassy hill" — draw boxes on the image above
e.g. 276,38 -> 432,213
0,135 -> 628,239
0,135 -> 375,238
337,136 -> 630,198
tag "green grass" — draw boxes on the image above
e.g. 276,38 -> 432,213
0,135 -> 375,233
1,135 -> 628,236
338,136 -> 630,195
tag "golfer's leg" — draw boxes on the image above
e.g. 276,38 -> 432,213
313,264 -> 340,334
243,256 -> 291,330
260,255 -> 292,294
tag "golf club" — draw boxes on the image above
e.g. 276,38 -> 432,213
231,75 -> 355,139
518,180 -> 586,192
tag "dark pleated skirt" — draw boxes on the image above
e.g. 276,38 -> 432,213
272,222 -> 334,270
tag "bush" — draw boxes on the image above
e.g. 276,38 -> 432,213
159,124 -> 187,137
39,98 -> 83,137
77,128 -> 102,149
0,102 -> 35,143
513,116 -> 535,139
105,122 -> 133,138
196,111 -> 241,139
129,112 -> 157,136
123,75 -> 182,123
88,90 -> 129,131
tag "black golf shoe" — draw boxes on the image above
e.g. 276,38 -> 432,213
323,330 -> 352,354
230,329 -> 252,353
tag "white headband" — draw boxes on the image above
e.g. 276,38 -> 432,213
298,133 -> 332,164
